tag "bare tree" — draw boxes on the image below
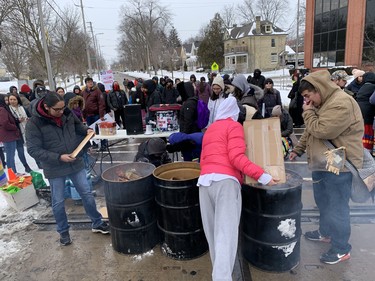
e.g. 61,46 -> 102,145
118,0 -> 171,71
49,7 -> 89,84
237,0 -> 289,26
0,36 -> 29,79
1,0 -> 55,79
0,0 -> 14,26
237,0 -> 256,24
220,4 -> 237,28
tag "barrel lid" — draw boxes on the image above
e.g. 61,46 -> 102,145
243,170 -> 303,190
153,162 -> 200,181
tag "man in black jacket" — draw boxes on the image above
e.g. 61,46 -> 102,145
179,96 -> 201,134
26,92 -> 109,246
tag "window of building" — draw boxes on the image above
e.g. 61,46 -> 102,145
328,31 -> 337,51
315,0 -> 322,15
313,0 -> 347,67
322,0 -> 330,13
331,0 -> 339,10
340,0 -> 348,8
271,52 -> 278,63
314,14 -> 322,34
363,0 -> 375,63
271,38 -> 275,47
232,58 -> 235,64
265,25 -> 272,33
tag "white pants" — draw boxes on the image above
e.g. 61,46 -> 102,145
199,179 -> 242,281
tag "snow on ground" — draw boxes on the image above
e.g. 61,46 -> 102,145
0,149 -> 51,263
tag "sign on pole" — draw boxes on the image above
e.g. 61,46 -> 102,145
211,62 -> 219,72
99,70 -> 114,91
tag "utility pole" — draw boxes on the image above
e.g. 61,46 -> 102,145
37,0 -> 55,90
80,0 -> 92,77
295,0 -> 300,70
146,43 -> 151,76
87,21 -> 100,80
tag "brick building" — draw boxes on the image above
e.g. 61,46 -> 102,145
305,0 -> 375,71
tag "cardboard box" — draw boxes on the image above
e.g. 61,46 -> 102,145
1,184 -> 39,211
243,118 -> 286,184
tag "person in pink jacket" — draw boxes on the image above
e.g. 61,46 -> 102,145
198,96 -> 277,281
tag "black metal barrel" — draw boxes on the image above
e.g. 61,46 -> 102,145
241,170 -> 303,272
102,163 -> 159,254
153,162 -> 208,260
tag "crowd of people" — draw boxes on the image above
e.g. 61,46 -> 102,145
1,65 -> 374,280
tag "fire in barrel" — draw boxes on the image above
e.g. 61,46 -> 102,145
102,162 -> 159,254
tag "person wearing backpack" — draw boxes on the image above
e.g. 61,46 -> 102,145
179,96 -> 201,134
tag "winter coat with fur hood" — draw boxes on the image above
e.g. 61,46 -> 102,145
293,70 -> 364,171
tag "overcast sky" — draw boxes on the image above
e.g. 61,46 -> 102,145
54,0 -> 296,64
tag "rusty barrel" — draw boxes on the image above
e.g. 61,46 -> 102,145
102,163 -> 159,254
153,162 -> 208,260
241,170 -> 303,272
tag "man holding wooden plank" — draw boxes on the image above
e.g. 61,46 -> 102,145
26,92 -> 109,246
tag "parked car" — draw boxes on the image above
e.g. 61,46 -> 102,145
196,67 -> 204,72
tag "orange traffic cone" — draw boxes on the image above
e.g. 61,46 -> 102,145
7,168 -> 17,180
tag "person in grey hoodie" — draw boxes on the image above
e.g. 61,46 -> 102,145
231,74 -> 264,121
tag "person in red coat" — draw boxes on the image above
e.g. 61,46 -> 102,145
198,96 -> 278,281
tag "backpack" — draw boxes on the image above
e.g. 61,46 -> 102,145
196,99 -> 209,129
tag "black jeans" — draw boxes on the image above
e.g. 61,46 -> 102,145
114,108 -> 126,129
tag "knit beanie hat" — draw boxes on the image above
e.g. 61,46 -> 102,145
265,78 -> 274,85
20,84 -> 31,93
212,75 -> 224,91
352,69 -> 365,79
271,105 -> 282,117
147,138 -> 166,155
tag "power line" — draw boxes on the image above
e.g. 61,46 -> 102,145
45,0 -> 70,28
50,0 -> 67,16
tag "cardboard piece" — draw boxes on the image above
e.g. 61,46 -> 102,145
1,184 -> 39,211
243,118 -> 286,184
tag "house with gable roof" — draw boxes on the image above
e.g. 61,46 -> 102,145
223,16 -> 288,73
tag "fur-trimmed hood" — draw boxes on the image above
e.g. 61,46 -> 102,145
68,95 -> 85,110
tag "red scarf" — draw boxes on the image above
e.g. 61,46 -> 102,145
37,99 -> 63,127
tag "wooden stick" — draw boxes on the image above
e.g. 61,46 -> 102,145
71,131 -> 95,158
